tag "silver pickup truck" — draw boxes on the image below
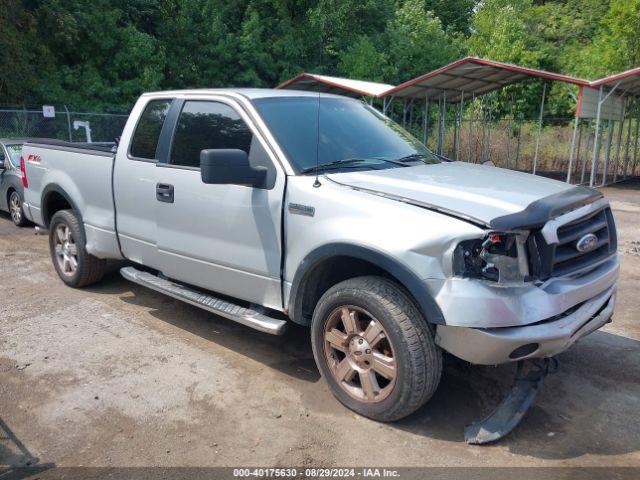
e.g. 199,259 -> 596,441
21,89 -> 618,440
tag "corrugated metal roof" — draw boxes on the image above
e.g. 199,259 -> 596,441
589,66 -> 640,97
276,58 -> 640,104
276,73 -> 394,98
385,57 -> 589,102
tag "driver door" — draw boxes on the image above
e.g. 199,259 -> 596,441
154,97 -> 284,310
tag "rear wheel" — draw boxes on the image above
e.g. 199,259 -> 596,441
311,276 -> 442,422
9,191 -> 27,227
49,209 -> 106,287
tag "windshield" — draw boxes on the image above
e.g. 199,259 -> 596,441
5,144 -> 23,167
252,96 -> 440,174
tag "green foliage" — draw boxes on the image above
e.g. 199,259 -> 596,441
467,0 -> 543,67
425,0 -> 475,34
467,0 -> 638,118
0,0 -> 639,117
581,0 -> 640,76
0,0 -> 55,105
338,36 -> 388,82
385,0 -> 461,82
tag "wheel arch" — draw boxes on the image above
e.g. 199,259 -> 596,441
41,184 -> 82,229
287,243 -> 445,327
6,186 -> 16,206
4,178 -> 22,207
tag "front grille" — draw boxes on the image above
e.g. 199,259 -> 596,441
528,206 -> 617,280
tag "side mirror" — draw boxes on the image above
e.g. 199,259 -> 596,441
200,149 -> 267,188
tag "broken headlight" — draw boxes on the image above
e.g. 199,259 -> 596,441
452,232 -> 530,284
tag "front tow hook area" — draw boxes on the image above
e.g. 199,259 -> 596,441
464,358 -> 559,445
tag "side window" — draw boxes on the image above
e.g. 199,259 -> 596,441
170,101 -> 253,168
130,99 -> 171,160
6,145 -> 23,167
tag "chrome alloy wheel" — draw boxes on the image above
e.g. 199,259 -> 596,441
323,306 -> 397,403
53,224 -> 78,275
9,192 -> 22,224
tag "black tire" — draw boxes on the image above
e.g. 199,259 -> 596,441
9,190 -> 28,227
49,209 -> 106,287
311,276 -> 442,422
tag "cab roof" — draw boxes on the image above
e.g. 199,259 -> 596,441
141,88 -> 351,101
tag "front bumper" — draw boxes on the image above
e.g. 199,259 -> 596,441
425,256 -> 619,328
435,285 -> 616,365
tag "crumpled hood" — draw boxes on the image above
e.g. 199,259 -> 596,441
327,161 -> 574,226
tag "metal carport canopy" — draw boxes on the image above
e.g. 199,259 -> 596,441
276,73 -> 394,98
384,57 -> 588,102
589,66 -> 640,97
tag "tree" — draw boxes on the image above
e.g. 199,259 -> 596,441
33,0 -> 165,110
385,0 -> 460,83
467,0 -> 542,67
307,0 -> 394,73
0,0 -> 55,105
425,0 -> 476,35
338,36 -> 388,81
582,0 -> 640,76
1,0 -> 638,119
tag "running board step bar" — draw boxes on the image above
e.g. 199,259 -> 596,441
120,266 -> 287,335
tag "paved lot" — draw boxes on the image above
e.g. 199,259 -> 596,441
1,181 -> 639,470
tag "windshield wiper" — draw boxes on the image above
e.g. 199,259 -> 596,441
395,153 -> 430,163
299,157 -> 409,174
299,158 -> 371,174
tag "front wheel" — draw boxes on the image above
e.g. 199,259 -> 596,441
9,191 -> 28,227
311,276 -> 442,422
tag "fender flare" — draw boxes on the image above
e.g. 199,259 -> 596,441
288,243 -> 446,326
41,183 -> 82,228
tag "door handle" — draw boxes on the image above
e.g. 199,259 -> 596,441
156,183 -> 174,203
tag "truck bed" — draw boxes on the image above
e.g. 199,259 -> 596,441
22,140 -> 122,259
25,139 -> 117,154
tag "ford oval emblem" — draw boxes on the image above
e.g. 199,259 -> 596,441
576,233 -> 598,252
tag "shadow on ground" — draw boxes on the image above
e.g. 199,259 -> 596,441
0,211 -> 21,236
88,272 -> 320,384
0,417 -> 54,478
394,329 -> 640,459
88,273 -> 640,459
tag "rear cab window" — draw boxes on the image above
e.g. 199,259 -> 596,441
129,99 -> 172,161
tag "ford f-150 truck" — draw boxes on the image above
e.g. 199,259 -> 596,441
21,89 -> 618,441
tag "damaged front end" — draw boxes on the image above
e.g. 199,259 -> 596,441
446,214 -> 618,443
452,231 -> 531,285
465,358 -> 559,445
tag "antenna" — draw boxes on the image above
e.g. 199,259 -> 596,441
313,86 -> 321,188
313,23 -> 324,188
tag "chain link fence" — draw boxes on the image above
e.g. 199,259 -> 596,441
0,106 -> 128,143
2,104 -> 637,186
402,116 -> 640,186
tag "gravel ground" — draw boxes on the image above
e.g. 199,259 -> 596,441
1,181 -> 639,472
